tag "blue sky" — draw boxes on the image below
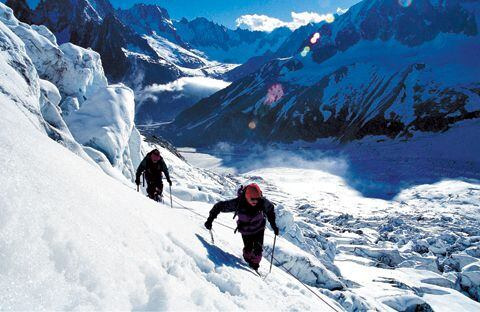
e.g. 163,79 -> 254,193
26,0 -> 361,29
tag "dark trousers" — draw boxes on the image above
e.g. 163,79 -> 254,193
147,182 -> 163,200
241,229 -> 264,269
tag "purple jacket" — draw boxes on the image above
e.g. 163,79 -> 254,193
207,196 -> 277,235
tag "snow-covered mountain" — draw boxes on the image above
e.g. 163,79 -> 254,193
8,0 -> 235,84
116,3 -> 183,45
167,0 -> 480,146
224,22 -> 323,81
2,3 -> 480,310
23,0 -> 184,86
30,0 -> 116,43
174,17 -> 292,64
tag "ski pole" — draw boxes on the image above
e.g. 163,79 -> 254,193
209,230 -> 215,245
269,234 -> 277,273
169,184 -> 173,208
142,172 -> 145,187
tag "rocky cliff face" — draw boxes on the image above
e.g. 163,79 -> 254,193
116,3 -> 184,45
4,0 -> 32,22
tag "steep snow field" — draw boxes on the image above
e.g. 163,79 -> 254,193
0,87 -> 342,311
0,3 -> 342,310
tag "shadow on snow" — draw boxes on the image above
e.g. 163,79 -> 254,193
196,234 -> 251,273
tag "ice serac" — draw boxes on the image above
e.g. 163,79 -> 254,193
168,0 -> 480,146
0,5 -> 42,131
0,3 -> 98,167
66,85 -> 136,179
0,3 -> 141,181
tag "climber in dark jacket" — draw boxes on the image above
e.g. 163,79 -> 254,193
204,183 -> 279,270
135,149 -> 172,200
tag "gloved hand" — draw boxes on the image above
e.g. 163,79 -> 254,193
272,224 -> 279,236
135,178 -> 140,186
167,179 -> 172,186
204,219 -> 213,230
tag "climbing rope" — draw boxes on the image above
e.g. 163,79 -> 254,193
167,196 -> 343,312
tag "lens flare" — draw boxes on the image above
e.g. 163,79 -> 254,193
264,83 -> 284,104
325,14 -> 335,23
398,0 -> 413,7
248,121 -> 256,130
300,46 -> 311,57
310,32 -> 320,44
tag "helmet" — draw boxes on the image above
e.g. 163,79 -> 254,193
245,183 -> 262,205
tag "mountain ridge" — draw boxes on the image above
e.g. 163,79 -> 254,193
166,0 -> 480,146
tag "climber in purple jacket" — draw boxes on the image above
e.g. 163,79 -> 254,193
204,183 -> 279,270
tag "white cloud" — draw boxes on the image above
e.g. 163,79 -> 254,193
143,76 -> 230,95
235,14 -> 286,32
138,76 -> 231,104
290,12 -> 333,28
236,11 -> 336,32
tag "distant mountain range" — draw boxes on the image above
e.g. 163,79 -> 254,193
166,0 -> 480,146
174,17 -> 292,64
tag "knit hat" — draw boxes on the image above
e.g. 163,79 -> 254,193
150,149 -> 161,161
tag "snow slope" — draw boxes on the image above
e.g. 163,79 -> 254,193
0,5 -> 343,310
0,63 -> 341,312
2,2 -> 479,311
